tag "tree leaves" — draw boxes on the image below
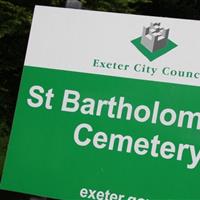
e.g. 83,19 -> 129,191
0,0 -> 32,39
81,0 -> 151,14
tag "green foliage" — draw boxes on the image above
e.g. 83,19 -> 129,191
0,1 -> 32,141
147,0 -> 200,19
81,0 -> 152,14
0,131 -> 9,177
0,1 -> 31,39
81,0 -> 200,19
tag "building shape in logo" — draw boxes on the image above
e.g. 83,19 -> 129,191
141,22 -> 169,52
131,22 -> 177,61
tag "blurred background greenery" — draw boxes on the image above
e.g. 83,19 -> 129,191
0,0 -> 200,199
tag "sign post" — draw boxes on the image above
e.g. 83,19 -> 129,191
65,0 -> 82,9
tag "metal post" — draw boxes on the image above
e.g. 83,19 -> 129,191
65,0 -> 82,9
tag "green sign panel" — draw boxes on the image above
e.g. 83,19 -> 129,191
1,5 -> 200,200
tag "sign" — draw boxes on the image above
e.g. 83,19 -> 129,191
1,6 -> 200,200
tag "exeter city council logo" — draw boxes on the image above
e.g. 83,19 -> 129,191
131,22 -> 177,61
